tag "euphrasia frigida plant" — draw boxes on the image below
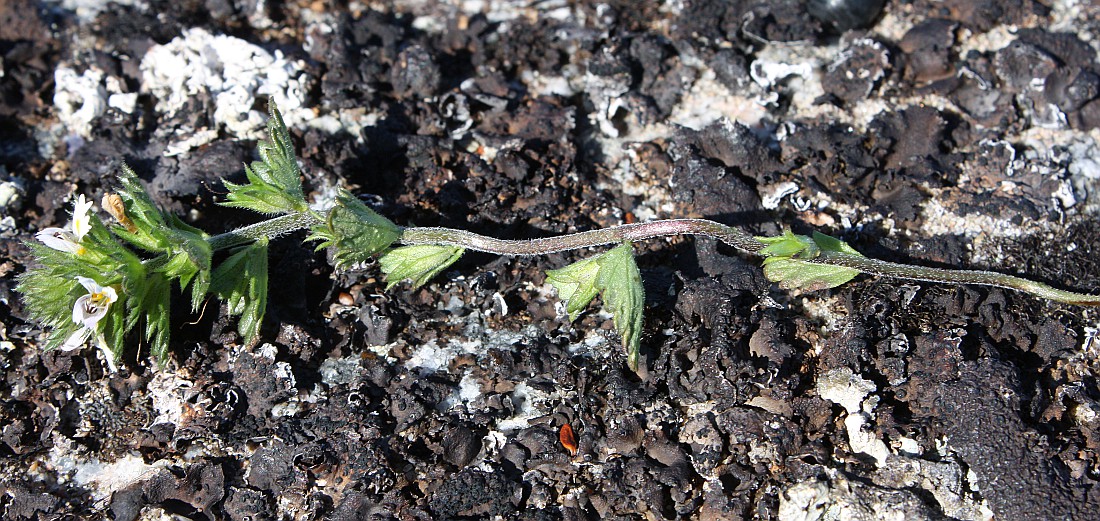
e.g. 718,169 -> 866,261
17,102 -> 1100,372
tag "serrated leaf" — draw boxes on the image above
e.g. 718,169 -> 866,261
379,245 -> 464,289
596,244 -> 645,370
547,243 -> 646,370
114,164 -> 172,252
811,231 -> 863,256
211,238 -> 269,345
309,190 -> 402,268
221,102 -> 308,215
259,102 -> 303,199
546,256 -> 602,321
141,273 -> 172,363
113,165 -> 213,310
221,175 -> 304,215
761,258 -> 860,291
756,229 -> 818,259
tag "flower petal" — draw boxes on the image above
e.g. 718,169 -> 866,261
71,194 -> 93,241
35,228 -> 82,254
62,328 -> 91,351
75,276 -> 100,293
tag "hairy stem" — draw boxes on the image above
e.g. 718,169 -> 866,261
210,211 -> 1099,306
400,219 -> 1099,305
207,211 -> 324,251
813,250 -> 1100,306
399,218 -> 767,255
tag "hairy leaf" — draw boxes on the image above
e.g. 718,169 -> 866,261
379,245 -> 464,289
307,190 -> 401,268
547,243 -> 645,370
757,230 -> 863,291
545,256 -> 602,321
221,102 -> 309,215
211,238 -> 269,346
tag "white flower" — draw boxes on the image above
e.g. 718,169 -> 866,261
35,227 -> 85,255
71,276 -> 117,329
35,194 -> 94,255
63,276 -> 118,352
71,194 -> 93,242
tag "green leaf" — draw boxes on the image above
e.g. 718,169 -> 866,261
545,256 -> 602,321
308,190 -> 402,268
114,164 -> 172,252
113,165 -> 213,309
596,244 -> 646,370
756,229 -> 818,259
100,302 -> 127,364
547,243 -> 646,370
761,258 -> 860,291
257,101 -> 304,200
811,230 -> 863,256
221,101 -> 308,215
141,273 -> 173,363
17,257 -> 85,351
211,238 -> 269,346
379,245 -> 464,289
756,230 -> 863,291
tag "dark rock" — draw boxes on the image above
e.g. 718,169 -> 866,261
808,0 -> 887,32
1,483 -> 59,520
142,461 -> 226,513
904,359 -> 1097,518
223,487 -> 272,521
899,19 -> 959,84
994,41 -> 1059,92
391,44 -> 441,100
821,37 -> 890,104
427,468 -> 522,518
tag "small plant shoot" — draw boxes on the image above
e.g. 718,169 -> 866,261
17,102 -> 1100,372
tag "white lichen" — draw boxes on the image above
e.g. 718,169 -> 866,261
53,66 -> 107,139
140,27 -> 310,152
818,367 -> 890,467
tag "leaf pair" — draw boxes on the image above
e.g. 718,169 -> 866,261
113,165 -> 213,311
756,229 -> 863,291
211,239 -> 269,346
546,243 -> 645,371
306,190 -> 402,269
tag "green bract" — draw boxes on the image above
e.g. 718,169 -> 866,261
757,229 -> 818,259
379,245 -> 465,289
544,255 -> 602,321
114,165 -> 213,311
221,103 -> 309,215
19,201 -> 140,364
211,238 -> 269,346
547,243 -> 645,370
756,230 -> 862,291
306,190 -> 401,268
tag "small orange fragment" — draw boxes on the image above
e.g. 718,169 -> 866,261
559,423 -> 578,455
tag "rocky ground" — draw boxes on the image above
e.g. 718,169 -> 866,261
2,0 -> 1100,519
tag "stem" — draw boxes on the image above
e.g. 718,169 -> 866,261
813,250 -> 1100,306
208,210 -> 1099,307
399,218 -> 1099,306
207,212 -> 323,251
399,218 -> 766,255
